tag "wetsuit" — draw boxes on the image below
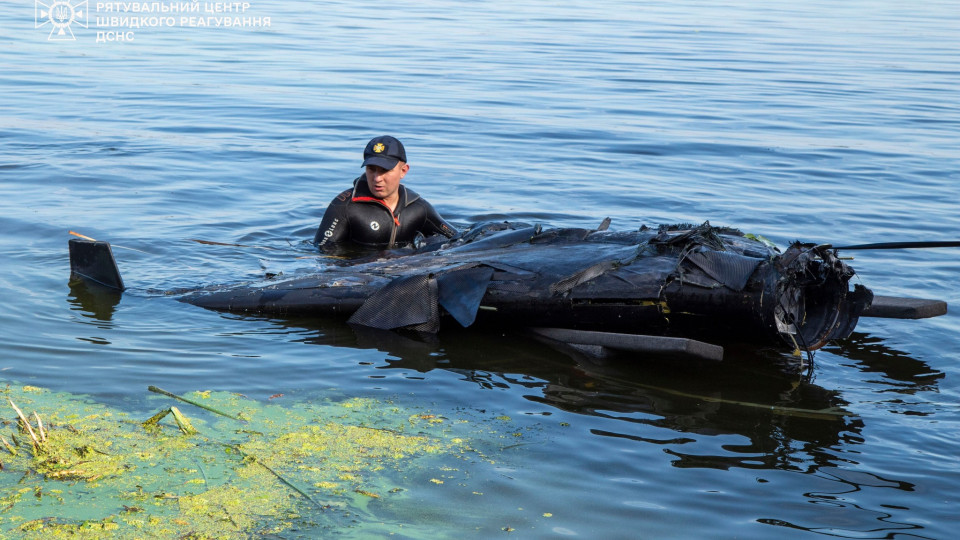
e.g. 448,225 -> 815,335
314,176 -> 457,252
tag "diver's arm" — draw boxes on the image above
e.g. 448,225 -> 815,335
420,200 -> 457,238
314,190 -> 352,249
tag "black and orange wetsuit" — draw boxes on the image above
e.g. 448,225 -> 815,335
314,176 -> 457,252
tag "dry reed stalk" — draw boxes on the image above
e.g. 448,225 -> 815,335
169,407 -> 198,435
147,386 -> 243,421
0,435 -> 17,456
8,399 -> 40,447
32,412 -> 47,443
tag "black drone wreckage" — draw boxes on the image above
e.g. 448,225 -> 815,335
68,220 -> 947,362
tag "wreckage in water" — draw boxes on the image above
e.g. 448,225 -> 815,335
68,221 -> 947,361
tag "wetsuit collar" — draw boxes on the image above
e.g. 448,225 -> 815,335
350,177 -> 401,227
350,176 -> 421,208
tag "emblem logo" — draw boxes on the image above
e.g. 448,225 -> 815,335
35,0 -> 88,41
373,143 -> 385,153
370,221 -> 380,231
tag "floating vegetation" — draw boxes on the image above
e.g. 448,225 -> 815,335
0,384 -> 523,538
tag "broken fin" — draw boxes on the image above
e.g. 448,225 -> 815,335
549,260 -> 618,295
530,327 -> 724,361
436,266 -> 494,327
861,296 -> 947,319
685,250 -> 762,292
68,239 -> 125,291
349,267 -> 495,331
347,274 -> 439,331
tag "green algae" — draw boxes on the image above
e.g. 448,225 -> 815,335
0,384 -> 512,538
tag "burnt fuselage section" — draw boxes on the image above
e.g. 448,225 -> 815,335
181,222 -> 873,351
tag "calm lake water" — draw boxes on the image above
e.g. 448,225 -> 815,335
2,0 -> 959,537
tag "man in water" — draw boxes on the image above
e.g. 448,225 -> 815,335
314,135 -> 457,253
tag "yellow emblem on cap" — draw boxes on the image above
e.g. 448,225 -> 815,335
373,143 -> 385,153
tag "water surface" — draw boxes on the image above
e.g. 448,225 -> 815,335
1,1 -> 959,537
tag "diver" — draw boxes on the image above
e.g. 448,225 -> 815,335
314,135 -> 457,253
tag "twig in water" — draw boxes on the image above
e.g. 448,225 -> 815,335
169,407 -> 198,435
0,435 -> 17,456
142,407 -> 199,435
188,238 -> 279,251
68,231 -> 96,241
69,230 -> 149,254
232,447 -> 324,510
196,460 -> 208,489
32,412 -> 46,443
147,386 -> 244,421
143,409 -> 171,428
8,399 -> 40,448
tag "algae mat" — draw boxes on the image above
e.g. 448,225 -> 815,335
0,384 -> 522,538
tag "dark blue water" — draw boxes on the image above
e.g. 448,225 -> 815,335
2,0 -> 959,537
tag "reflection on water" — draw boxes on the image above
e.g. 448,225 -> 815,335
275,317 -> 872,464
259,316 -> 948,538
823,332 -> 945,392
758,466 -> 926,538
67,280 -> 122,323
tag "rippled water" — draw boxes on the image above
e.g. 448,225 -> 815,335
2,0 -> 959,537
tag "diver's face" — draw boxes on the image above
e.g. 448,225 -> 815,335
365,162 -> 408,203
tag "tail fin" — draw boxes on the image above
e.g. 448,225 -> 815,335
68,239 -> 125,291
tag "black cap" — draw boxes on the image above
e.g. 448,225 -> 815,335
361,135 -> 407,170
